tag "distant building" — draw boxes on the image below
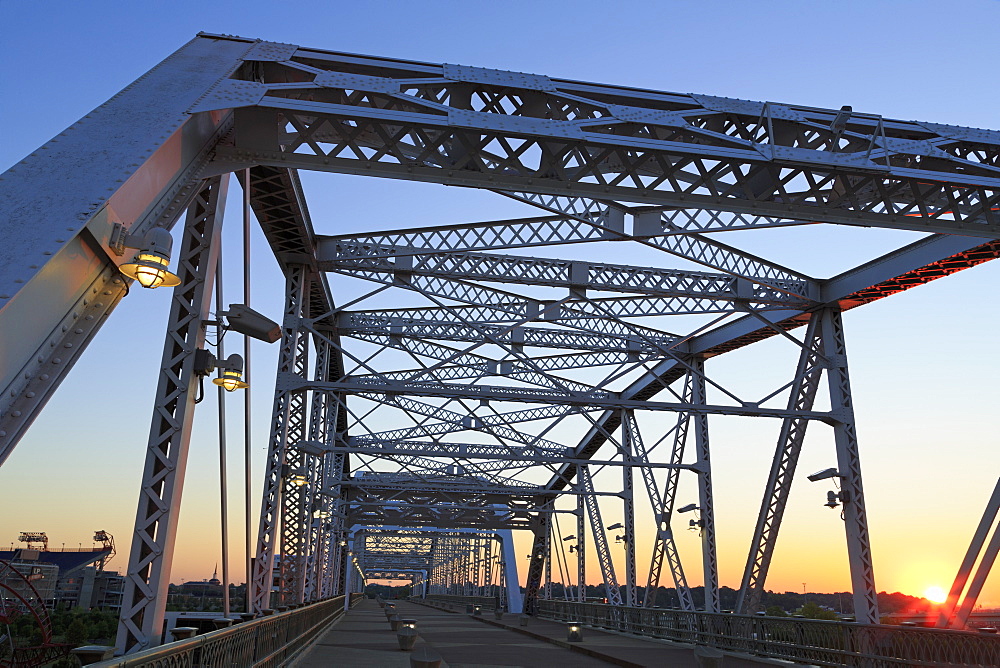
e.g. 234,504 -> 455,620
0,547 -> 123,611
177,566 -> 223,597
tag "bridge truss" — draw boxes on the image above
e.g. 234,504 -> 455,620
0,33 -> 998,654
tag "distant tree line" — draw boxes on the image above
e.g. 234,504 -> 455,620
396,581 -> 934,617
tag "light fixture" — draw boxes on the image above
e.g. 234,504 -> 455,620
567,622 -> 584,642
115,227 -> 181,289
562,535 -> 576,542
294,441 -> 329,457
807,468 -> 841,483
825,491 -> 840,509
219,304 -> 281,343
283,465 -> 308,487
606,523 -> 623,531
615,534 -> 626,544
829,105 -> 853,140
194,350 -> 249,392
677,504 -> 699,514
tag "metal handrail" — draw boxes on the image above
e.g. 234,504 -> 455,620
537,600 -> 1000,668
423,594 -> 501,610
94,594 -> 362,667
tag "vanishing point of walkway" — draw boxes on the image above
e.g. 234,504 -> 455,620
295,599 -> 784,667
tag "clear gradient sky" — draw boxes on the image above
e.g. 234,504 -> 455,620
1,0 -> 998,606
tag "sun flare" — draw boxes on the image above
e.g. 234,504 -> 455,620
924,586 -> 947,604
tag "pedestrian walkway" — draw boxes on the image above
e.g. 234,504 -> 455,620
294,599 -> 785,667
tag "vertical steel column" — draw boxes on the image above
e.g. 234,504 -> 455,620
214,252 -> 230,617
622,413 -> 638,607
735,314 -> 824,614
577,483 -> 586,602
523,507 -> 550,614
499,528 -> 523,613
241,168 -> 254,615
543,521 -> 552,600
690,357 -> 719,612
302,337 -> 332,601
484,537 -> 494,599
277,278 -> 312,606
580,466 -> 623,605
250,265 -> 311,613
819,308 -> 879,625
116,176 -> 228,653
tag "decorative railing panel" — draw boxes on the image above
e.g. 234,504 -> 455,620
94,594 -> 361,667
537,600 -> 1000,668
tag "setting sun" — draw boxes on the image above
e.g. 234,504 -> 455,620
924,586 -> 948,604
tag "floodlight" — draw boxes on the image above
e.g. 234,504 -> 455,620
807,468 -> 840,483
295,440 -> 329,457
677,504 -> 699,514
562,535 -> 576,541
222,304 -> 281,343
830,105 -> 853,137
606,523 -> 623,531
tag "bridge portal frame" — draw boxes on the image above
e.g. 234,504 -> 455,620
1,33 -> 998,654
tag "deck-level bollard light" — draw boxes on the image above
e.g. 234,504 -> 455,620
567,622 -> 584,642
396,627 -> 418,651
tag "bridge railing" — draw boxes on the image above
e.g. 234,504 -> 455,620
537,600 -> 1000,668
94,594 -> 362,667
423,594 -> 501,611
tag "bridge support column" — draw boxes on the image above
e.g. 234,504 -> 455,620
251,265 -> 313,613
500,529 -> 523,613
821,308 -> 879,625
116,176 -> 228,654
691,358 -> 719,613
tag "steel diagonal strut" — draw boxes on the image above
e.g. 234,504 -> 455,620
625,404 -> 695,610
735,313 -> 825,614
580,465 -> 623,605
116,177 -> 227,654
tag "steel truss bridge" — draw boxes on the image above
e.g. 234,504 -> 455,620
1,33 -> 998,659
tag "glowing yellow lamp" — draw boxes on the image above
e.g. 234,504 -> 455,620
213,368 -> 249,392
288,474 -> 309,486
119,228 -> 181,288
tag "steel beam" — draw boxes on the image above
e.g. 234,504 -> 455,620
116,176 -> 227,653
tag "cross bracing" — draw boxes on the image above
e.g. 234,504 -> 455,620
1,33 -> 998,654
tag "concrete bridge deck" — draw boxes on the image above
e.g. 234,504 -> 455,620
295,599 -> 782,668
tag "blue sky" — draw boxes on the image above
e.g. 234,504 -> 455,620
1,0 -> 998,601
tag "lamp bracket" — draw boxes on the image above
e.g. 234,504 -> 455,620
109,222 -> 148,257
